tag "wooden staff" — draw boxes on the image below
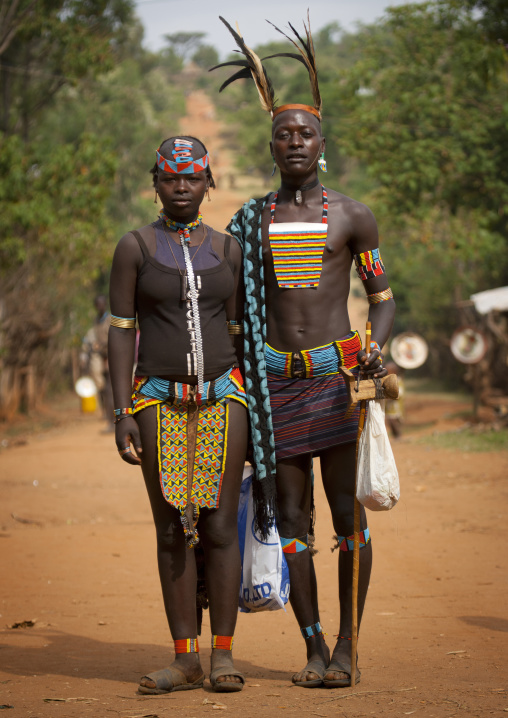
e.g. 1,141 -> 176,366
350,322 -> 371,687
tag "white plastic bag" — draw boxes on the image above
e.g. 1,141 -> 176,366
357,400 -> 400,511
237,467 -> 289,612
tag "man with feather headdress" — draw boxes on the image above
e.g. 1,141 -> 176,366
212,15 -> 395,688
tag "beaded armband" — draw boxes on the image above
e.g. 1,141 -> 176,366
367,288 -> 393,304
227,320 -> 244,335
354,249 -> 385,281
110,315 -> 136,329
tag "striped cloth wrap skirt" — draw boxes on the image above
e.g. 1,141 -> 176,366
265,332 -> 363,461
131,367 -> 246,547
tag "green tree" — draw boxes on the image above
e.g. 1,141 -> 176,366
331,1 -> 508,377
0,0 -> 135,140
192,44 -> 219,70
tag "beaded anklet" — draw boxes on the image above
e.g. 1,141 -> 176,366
211,635 -> 234,650
301,622 -> 323,639
174,638 -> 199,654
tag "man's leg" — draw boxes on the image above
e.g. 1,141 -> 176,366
320,441 -> 372,685
276,454 -> 329,686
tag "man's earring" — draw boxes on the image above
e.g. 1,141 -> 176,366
318,152 -> 327,173
154,189 -> 158,204
271,156 -> 277,177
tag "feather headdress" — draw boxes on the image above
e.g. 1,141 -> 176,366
210,13 -> 322,122
264,11 -> 322,119
209,16 -> 276,116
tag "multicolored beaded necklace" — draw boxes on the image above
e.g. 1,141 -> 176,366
159,210 -> 203,242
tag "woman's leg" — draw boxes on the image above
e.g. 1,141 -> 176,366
198,400 -> 248,687
135,406 -> 203,688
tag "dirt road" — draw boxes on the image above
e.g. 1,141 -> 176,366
1,92 -> 507,717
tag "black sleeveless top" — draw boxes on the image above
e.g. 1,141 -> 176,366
134,227 -> 237,378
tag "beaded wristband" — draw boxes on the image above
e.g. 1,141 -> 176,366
114,414 -> 134,425
114,407 -> 133,417
369,341 -> 381,353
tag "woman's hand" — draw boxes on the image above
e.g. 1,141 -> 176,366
357,349 -> 387,379
115,416 -> 143,465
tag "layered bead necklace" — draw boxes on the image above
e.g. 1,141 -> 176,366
159,210 -> 205,396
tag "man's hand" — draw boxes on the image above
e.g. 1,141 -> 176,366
357,349 -> 387,379
115,417 -> 143,465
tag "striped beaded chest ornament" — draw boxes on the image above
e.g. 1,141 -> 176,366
269,185 -> 328,289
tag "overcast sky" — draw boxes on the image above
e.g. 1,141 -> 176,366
133,0 -> 413,57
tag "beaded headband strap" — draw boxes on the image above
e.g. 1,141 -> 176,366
156,138 -> 210,175
272,103 -> 321,120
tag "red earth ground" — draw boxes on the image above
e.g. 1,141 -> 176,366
1,92 -> 507,718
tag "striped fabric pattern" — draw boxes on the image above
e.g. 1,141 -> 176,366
269,186 -> 328,289
265,333 -> 363,460
267,372 -> 362,459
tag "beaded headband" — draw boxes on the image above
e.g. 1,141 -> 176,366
156,138 -> 210,175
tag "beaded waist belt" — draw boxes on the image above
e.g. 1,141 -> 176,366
132,366 -> 246,410
265,332 -> 361,379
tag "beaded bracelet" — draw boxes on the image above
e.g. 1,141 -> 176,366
114,407 -> 133,417
114,414 -> 134,425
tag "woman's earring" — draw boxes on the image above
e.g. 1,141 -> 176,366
206,188 -> 211,202
154,189 -> 158,204
271,156 -> 277,177
318,152 -> 327,173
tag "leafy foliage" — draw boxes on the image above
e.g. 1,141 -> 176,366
0,0 -> 186,405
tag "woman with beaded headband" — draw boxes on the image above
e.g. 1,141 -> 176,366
212,16 -> 396,690
108,136 -> 249,693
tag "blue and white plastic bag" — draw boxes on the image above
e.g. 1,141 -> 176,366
237,467 -> 289,612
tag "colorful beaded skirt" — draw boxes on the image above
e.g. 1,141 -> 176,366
132,367 -> 246,547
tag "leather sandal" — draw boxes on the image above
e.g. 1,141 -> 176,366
210,658 -> 245,693
292,659 -> 327,688
138,666 -> 204,694
323,658 -> 361,688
